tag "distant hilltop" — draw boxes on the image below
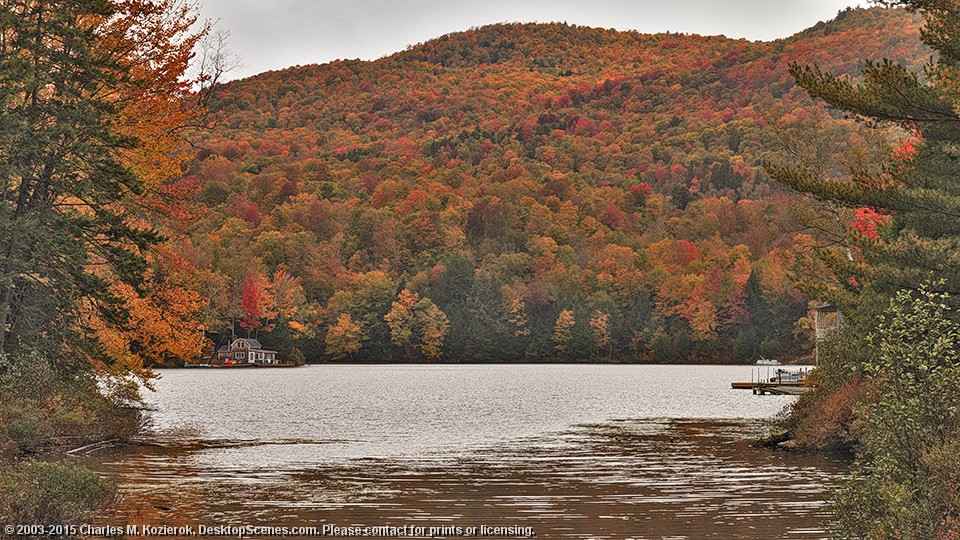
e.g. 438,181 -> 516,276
183,7 -> 929,364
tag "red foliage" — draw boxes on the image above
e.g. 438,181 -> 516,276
600,204 -> 625,228
792,377 -> 867,450
630,182 -> 654,203
231,194 -> 261,224
242,201 -> 260,223
400,189 -> 431,214
893,133 -> 918,162
850,207 -> 891,239
240,271 -> 262,331
152,175 -> 206,223
279,180 -> 299,198
675,239 -> 699,267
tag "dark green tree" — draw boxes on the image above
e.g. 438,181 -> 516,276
0,0 -> 156,355
669,183 -> 695,210
710,159 -> 744,192
730,271 -> 769,360
767,1 -> 960,305
426,254 -> 476,359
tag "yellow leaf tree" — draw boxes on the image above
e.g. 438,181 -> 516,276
589,310 -> 611,359
507,297 -> 531,337
384,289 -> 450,360
325,314 -> 365,360
416,300 -> 450,360
385,289 -> 419,349
553,309 -> 576,357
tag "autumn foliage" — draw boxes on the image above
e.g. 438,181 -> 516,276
180,7 -> 928,363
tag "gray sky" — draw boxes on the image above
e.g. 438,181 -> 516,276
201,0 -> 861,81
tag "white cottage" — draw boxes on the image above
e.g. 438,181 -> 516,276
215,338 -> 279,365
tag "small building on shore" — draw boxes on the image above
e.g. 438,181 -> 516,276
215,338 -> 279,365
813,303 -> 843,363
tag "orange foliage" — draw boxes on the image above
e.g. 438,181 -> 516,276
173,7 -> 926,361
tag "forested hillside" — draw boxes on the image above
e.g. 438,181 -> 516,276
180,7 -> 928,363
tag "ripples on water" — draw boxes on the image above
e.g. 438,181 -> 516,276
85,365 -> 846,539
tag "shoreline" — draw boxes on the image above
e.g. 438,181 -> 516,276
165,360 -> 816,368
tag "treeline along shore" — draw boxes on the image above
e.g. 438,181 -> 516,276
3,0 -> 960,537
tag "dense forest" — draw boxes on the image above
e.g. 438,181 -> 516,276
179,7 -> 928,363
4,1 -> 960,535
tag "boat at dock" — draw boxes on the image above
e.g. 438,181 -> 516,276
768,368 -> 805,383
732,367 -> 813,395
183,361 -> 300,368
183,362 -> 212,368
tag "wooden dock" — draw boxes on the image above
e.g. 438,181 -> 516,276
732,366 -> 814,395
731,381 -> 812,395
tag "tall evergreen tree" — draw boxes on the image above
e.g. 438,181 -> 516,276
0,1 -> 205,366
767,1 -> 960,307
732,270 -> 772,361
0,1 -> 144,352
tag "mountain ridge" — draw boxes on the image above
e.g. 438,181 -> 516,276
180,7 -> 929,364
226,7 -> 925,84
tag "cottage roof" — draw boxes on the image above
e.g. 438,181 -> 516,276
217,345 -> 229,352
235,338 -> 263,349
231,338 -> 277,353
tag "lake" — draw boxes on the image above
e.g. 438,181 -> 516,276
85,364 -> 846,539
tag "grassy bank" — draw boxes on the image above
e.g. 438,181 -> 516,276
0,351 -> 141,526
776,287 -> 960,537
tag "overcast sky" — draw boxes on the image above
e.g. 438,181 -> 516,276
200,0 -> 861,81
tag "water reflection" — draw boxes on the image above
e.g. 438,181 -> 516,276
85,365 -> 844,538
89,419 -> 843,539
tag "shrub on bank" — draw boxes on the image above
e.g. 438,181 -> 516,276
0,461 -> 115,525
0,351 -> 137,528
0,351 -> 140,454
827,286 -> 960,538
777,320 -> 878,452
781,376 -> 866,452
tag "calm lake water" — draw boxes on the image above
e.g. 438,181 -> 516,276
85,364 -> 846,539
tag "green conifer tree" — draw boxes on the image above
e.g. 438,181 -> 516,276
0,1 -> 158,354
767,1 -> 960,305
